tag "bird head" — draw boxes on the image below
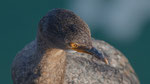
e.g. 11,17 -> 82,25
38,8 -> 108,64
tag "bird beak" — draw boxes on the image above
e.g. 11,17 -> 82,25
73,47 -> 109,64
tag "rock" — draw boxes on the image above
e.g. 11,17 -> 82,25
64,39 -> 140,84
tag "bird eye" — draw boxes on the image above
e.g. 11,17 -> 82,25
70,43 -> 79,48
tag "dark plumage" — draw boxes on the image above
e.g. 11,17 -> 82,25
38,9 -> 92,49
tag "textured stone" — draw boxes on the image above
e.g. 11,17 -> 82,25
64,39 -> 140,84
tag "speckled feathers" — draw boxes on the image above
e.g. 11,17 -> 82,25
38,9 -> 92,49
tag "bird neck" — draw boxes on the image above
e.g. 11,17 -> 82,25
34,37 -> 66,84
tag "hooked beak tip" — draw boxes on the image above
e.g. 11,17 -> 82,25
103,58 -> 109,65
85,47 -> 109,65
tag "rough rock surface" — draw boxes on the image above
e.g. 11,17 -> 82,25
64,39 -> 140,84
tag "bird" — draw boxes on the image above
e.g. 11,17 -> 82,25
11,8 -> 139,84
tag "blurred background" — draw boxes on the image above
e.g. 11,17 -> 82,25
0,0 -> 150,84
